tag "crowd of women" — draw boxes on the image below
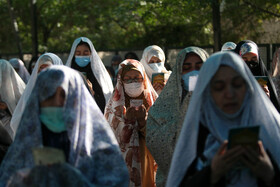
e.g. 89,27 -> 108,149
0,36 -> 280,187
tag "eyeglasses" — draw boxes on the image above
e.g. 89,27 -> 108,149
123,78 -> 143,84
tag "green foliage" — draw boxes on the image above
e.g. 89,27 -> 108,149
221,0 -> 280,43
1,0 -> 280,55
0,1 -> 16,54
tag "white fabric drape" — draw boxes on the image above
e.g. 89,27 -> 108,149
0,59 -> 25,137
66,37 -> 113,103
10,53 -> 63,139
9,58 -> 30,84
140,45 -> 171,81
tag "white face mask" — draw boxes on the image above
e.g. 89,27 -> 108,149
149,62 -> 164,73
124,82 -> 144,98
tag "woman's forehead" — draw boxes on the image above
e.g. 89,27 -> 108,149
75,44 -> 90,51
212,66 -> 241,81
184,53 -> 202,63
124,69 -> 142,77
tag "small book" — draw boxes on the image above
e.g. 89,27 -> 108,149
151,73 -> 164,85
32,147 -> 66,166
255,76 -> 268,87
228,126 -> 260,149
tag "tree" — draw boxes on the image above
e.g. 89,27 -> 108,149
0,0 -> 280,56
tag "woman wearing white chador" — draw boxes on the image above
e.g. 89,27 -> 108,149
0,59 -> 25,139
10,53 -> 63,139
66,37 -> 113,112
9,58 -> 30,84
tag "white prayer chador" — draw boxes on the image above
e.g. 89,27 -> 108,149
166,52 -> 280,187
66,37 -> 113,103
9,58 -> 30,84
0,60 -> 25,137
140,45 -> 171,81
10,53 -> 63,139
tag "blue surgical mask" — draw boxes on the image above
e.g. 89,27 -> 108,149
149,62 -> 164,73
182,70 -> 199,91
75,56 -> 91,67
39,107 -> 66,133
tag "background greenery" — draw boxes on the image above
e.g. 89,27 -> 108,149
0,0 -> 280,56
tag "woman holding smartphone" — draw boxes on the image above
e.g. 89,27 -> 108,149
167,52 -> 280,187
105,59 -> 158,187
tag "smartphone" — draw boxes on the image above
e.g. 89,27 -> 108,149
228,126 -> 260,149
130,99 -> 143,110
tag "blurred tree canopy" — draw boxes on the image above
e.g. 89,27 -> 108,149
0,0 -> 280,56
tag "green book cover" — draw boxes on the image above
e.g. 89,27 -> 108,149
32,147 -> 66,166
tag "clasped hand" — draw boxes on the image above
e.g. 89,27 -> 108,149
124,105 -> 147,123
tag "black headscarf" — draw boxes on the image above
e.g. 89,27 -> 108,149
234,40 -> 266,75
234,40 -> 280,112
71,58 -> 106,113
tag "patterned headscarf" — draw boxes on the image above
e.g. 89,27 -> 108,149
221,42 -> 237,51
239,42 -> 259,59
0,66 -> 129,186
146,46 -> 209,186
105,59 -> 157,187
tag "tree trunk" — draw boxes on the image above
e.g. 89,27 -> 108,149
212,0 -> 221,52
30,0 -> 38,58
7,0 -> 23,60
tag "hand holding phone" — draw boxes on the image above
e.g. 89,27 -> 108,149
130,99 -> 143,110
228,126 -> 260,150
